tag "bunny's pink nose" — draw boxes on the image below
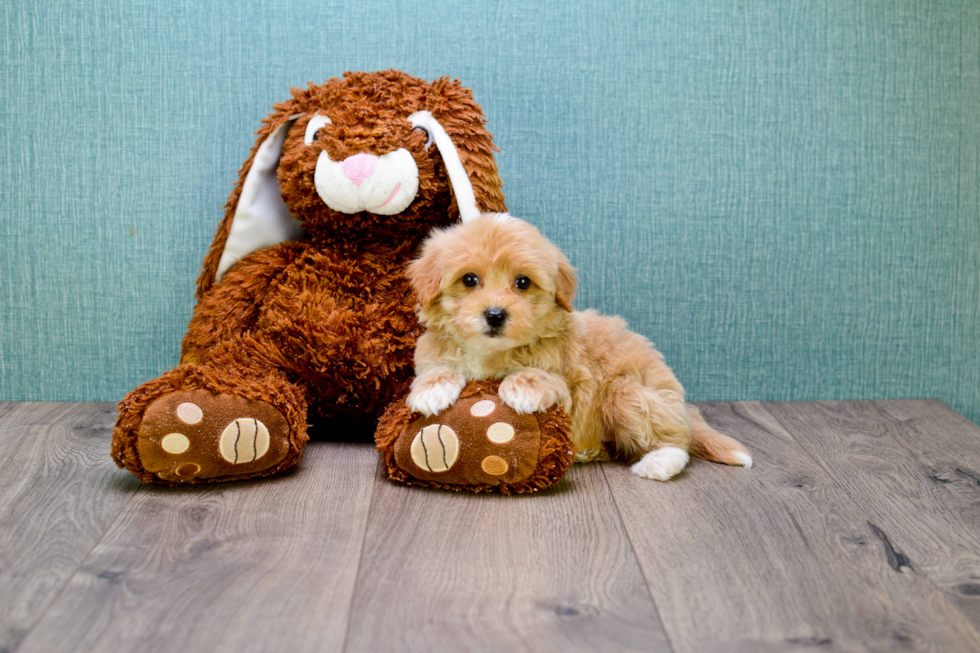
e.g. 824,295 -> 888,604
340,153 -> 378,186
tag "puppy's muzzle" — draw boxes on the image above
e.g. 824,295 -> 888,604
484,308 -> 508,335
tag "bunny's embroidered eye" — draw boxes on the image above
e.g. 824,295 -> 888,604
515,275 -> 531,290
412,125 -> 433,149
305,113 -> 333,146
462,273 -> 479,288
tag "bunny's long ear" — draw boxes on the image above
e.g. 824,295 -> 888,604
425,78 -> 507,220
408,111 -> 479,223
195,114 -> 303,299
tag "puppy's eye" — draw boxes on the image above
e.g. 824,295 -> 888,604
515,275 -> 531,290
462,273 -> 479,288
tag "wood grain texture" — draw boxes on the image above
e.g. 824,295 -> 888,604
604,401 -> 980,653
344,464 -> 669,653
8,400 -> 980,653
16,442 -> 378,653
765,400 -> 980,631
0,403 -> 140,653
0,402 -> 117,427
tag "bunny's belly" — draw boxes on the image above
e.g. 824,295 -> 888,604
256,243 -> 421,421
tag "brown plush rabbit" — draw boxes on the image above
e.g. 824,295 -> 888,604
111,70 -> 573,491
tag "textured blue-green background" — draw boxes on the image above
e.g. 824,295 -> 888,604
2,0 -> 978,424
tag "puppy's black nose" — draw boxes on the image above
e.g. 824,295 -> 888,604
484,308 -> 508,329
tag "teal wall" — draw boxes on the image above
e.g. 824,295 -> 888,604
2,1 -> 978,424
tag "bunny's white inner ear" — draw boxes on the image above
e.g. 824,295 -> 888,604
216,117 -> 304,282
407,111 -> 480,223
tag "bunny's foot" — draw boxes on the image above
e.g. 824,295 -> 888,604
376,380 -> 574,494
112,365 -> 308,484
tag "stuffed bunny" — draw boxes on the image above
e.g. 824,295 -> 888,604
111,70 -> 573,491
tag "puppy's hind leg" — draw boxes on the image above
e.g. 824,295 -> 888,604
631,448 -> 691,482
601,377 -> 691,481
687,405 -> 752,468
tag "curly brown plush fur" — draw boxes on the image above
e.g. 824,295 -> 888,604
112,71 -> 520,484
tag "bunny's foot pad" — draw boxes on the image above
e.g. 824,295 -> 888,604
376,380 -> 575,494
134,390 -> 291,483
112,365 -> 309,485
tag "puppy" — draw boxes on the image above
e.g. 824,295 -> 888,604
405,213 -> 752,480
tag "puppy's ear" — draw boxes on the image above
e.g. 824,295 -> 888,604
554,255 -> 577,312
406,247 -> 444,308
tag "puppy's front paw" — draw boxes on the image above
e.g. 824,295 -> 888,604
498,370 -> 570,414
407,370 -> 466,416
630,447 -> 689,481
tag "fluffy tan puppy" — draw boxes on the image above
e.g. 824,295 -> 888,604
406,213 -> 752,481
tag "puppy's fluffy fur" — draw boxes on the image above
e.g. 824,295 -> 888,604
406,213 -> 752,480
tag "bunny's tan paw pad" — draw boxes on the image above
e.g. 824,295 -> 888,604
136,390 -> 291,483
376,380 -> 576,494
396,393 -> 541,486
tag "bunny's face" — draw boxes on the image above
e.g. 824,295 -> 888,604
275,70 -> 493,239
202,70 -> 506,292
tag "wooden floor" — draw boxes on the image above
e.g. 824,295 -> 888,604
2,401 -> 980,652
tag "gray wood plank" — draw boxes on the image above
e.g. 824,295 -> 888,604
0,403 -> 141,653
605,401 -> 980,653
0,401 -> 118,427
344,464 -> 669,653
766,399 -> 980,632
16,441 -> 378,653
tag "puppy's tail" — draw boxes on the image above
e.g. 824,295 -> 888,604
686,405 -> 752,468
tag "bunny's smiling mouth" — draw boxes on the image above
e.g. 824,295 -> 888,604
372,183 -> 402,211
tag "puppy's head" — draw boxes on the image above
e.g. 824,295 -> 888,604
407,213 -> 577,349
